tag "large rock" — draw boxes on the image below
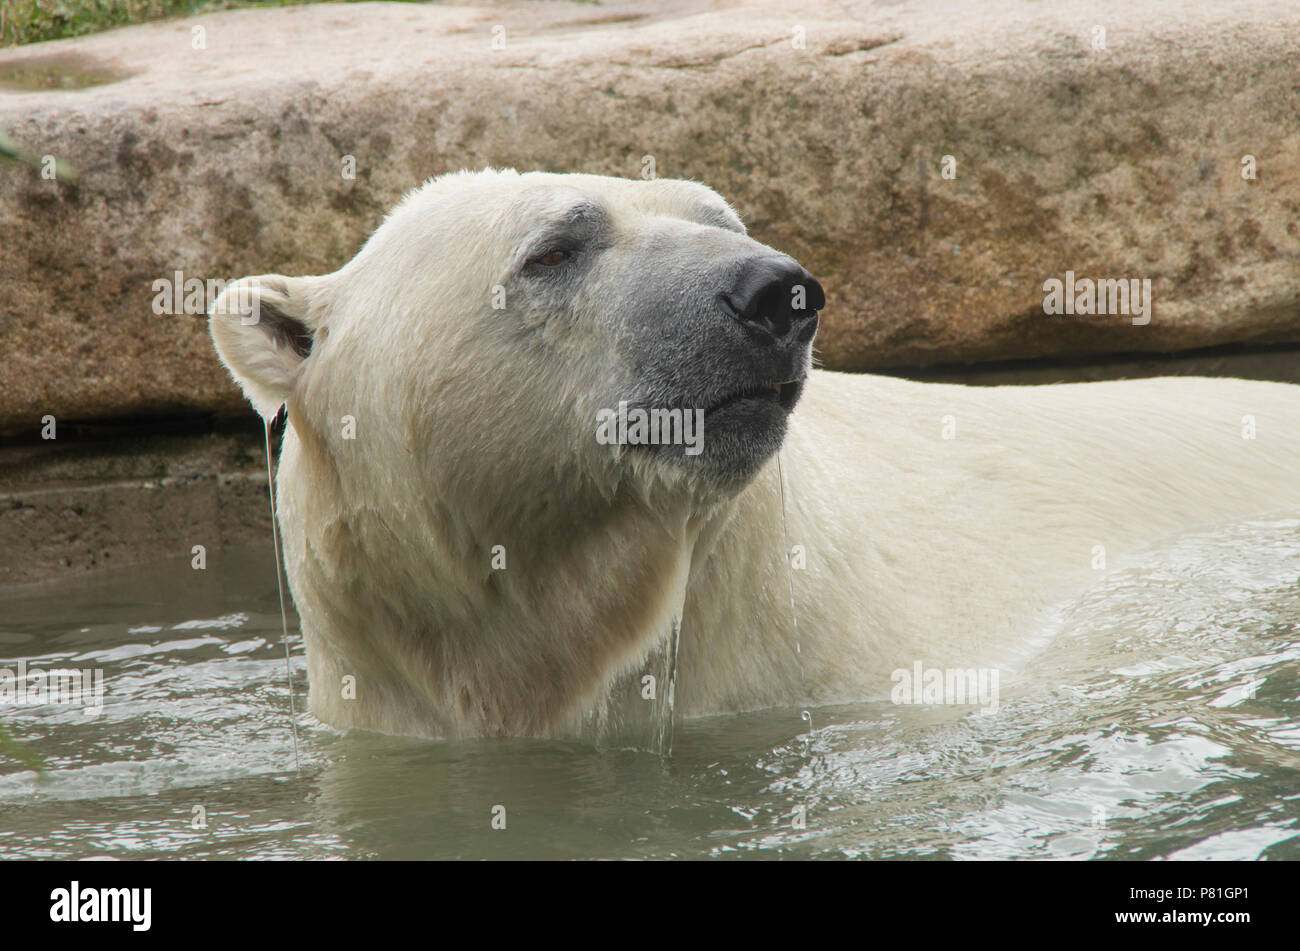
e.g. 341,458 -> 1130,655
1,0 -> 1297,432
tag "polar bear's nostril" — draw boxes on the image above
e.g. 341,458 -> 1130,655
722,256 -> 823,346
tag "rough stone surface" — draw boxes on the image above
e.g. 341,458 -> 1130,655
0,0 -> 1298,432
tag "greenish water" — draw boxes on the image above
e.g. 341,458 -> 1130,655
0,520 -> 1297,860
0,53 -> 137,92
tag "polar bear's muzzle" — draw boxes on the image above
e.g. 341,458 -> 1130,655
707,253 -> 822,410
629,251 -> 824,483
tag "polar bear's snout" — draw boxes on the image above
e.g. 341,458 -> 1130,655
607,222 -> 825,484
718,255 -> 823,350
674,254 -> 824,463
614,246 -> 825,484
722,255 -> 823,407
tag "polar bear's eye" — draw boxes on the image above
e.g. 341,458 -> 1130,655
532,249 -> 572,267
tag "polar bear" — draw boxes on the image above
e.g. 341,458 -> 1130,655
209,169 -> 1300,740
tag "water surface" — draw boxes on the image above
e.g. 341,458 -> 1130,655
1,519 -> 1297,860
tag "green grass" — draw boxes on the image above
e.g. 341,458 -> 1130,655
0,0 -> 349,47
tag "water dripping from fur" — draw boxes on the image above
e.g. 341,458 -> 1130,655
657,616 -> 682,755
584,613 -> 683,756
265,414 -> 301,772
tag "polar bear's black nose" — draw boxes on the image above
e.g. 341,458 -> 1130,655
720,257 -> 824,346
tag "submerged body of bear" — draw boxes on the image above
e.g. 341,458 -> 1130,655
209,170 -> 1300,739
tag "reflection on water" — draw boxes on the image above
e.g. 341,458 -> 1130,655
0,518 -> 1297,860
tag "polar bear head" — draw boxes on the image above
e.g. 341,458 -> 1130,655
212,169 -> 821,502
208,170 -> 822,737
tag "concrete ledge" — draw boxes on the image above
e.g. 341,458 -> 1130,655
0,429 -> 271,584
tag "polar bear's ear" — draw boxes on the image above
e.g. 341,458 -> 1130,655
209,274 -> 322,421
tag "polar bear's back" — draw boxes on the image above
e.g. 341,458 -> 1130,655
769,371 -> 1300,681
803,370 -> 1299,534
